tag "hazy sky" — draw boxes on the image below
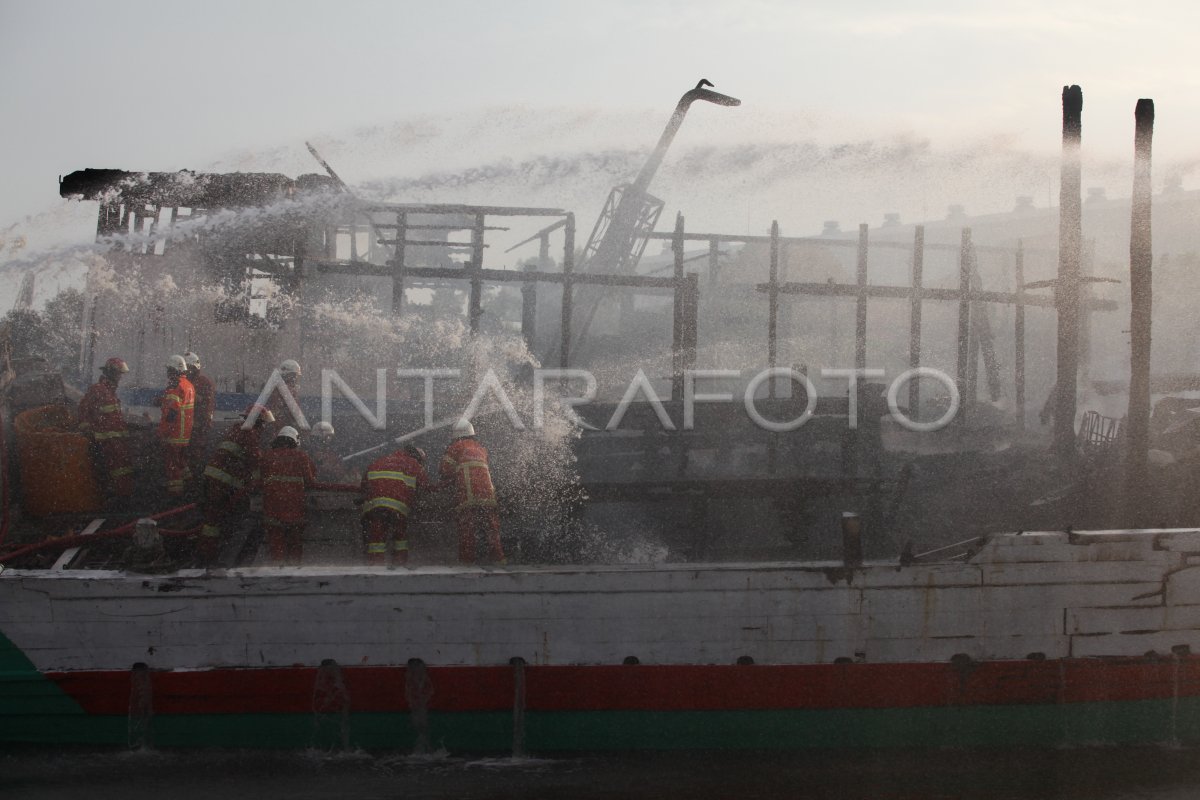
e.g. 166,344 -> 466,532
3,0 -> 1199,228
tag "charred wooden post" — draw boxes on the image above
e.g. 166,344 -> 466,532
96,202 -> 122,238
967,254 -> 981,409
1014,241 -> 1027,430
707,237 -> 721,290
521,263 -> 538,352
1079,240 -> 1097,385
1126,99 -> 1155,509
908,226 -> 925,414
956,228 -> 973,422
520,230 -> 551,351
767,222 -> 781,468
967,244 -> 1002,402
560,213 -> 575,370
1054,85 -> 1084,466
671,213 -> 686,401
324,220 -> 337,261
682,273 -> 699,378
856,223 -> 869,372
391,211 -> 407,315
468,212 -> 485,336
767,220 -> 780,398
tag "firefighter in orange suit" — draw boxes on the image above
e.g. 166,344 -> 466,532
260,425 -> 316,566
438,420 -> 504,564
184,351 -> 215,480
360,444 -> 431,566
265,358 -> 303,434
78,357 -> 134,499
158,354 -> 195,496
197,403 -> 274,564
308,421 -> 356,484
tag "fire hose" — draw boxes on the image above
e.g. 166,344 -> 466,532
0,503 -> 197,564
0,484 -> 361,565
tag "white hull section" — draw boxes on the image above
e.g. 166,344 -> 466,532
3,530 -> 1200,673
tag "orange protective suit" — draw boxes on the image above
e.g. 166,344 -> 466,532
78,376 -> 134,497
158,376 -> 195,495
260,446 -> 316,565
439,437 -> 503,564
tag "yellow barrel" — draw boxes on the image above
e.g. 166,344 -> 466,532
14,404 -> 103,515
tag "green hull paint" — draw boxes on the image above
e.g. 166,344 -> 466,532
0,631 -> 85,717
4,699 -> 1200,751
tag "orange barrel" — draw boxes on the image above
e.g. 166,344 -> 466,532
14,404 -> 103,515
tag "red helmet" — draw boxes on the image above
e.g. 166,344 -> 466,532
240,403 -> 276,424
102,357 -> 129,374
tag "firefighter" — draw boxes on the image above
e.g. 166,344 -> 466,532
308,420 -> 354,483
260,425 -> 316,566
197,403 -> 275,564
78,357 -> 134,500
158,354 -> 195,497
438,420 -> 504,565
184,351 -> 215,479
265,358 -> 303,434
360,443 -> 431,567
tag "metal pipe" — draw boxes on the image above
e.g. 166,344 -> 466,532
629,80 -> 741,198
588,80 -> 739,273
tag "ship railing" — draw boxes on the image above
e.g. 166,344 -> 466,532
1078,410 -> 1122,455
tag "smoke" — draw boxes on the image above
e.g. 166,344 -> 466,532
10,104 -> 1200,313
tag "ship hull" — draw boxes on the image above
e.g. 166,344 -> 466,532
5,529 -> 1200,750
8,661 -> 1200,750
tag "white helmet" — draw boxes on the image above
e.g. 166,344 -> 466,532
166,354 -> 188,373
277,426 -> 300,444
183,351 -> 202,369
314,421 -> 335,438
279,359 -> 302,378
452,418 -> 475,438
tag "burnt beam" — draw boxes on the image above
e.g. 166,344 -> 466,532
1054,85 -> 1083,466
1126,98 -> 1155,511
314,262 -> 683,289
752,280 -> 1113,310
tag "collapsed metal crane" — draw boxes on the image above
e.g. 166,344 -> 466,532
567,79 -> 740,354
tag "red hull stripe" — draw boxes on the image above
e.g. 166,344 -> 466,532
46,657 -> 1200,716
